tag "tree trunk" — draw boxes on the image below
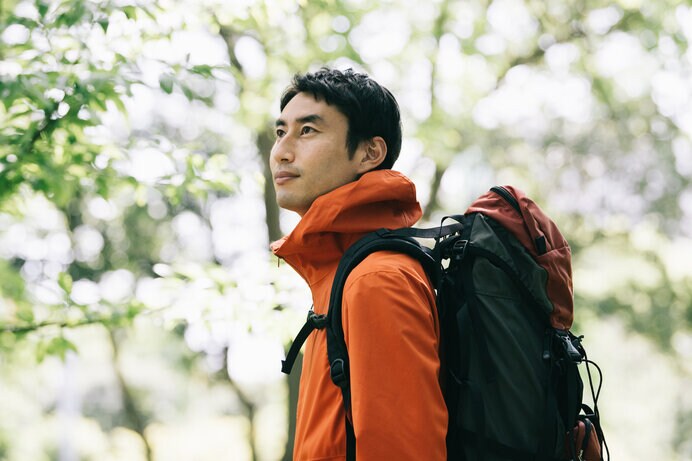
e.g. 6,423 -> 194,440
258,128 -> 282,242
107,328 -> 154,461
423,164 -> 445,221
281,352 -> 302,461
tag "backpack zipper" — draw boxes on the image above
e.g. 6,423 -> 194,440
490,186 -> 520,214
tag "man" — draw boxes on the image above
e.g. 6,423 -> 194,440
270,68 -> 447,460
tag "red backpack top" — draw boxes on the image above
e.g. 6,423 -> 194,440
466,185 -> 573,330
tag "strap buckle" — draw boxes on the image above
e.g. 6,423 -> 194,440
452,239 -> 468,261
307,310 -> 327,329
556,330 -> 584,362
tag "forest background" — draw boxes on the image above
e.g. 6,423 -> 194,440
1,0 -> 691,459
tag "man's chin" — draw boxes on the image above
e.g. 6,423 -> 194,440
276,196 -> 309,216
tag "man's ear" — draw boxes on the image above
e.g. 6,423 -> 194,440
355,136 -> 387,174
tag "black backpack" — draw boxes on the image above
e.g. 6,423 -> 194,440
282,186 -> 608,461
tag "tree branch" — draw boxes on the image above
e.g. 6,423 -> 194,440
2,316 -> 110,334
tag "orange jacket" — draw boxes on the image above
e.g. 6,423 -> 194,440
272,170 -> 447,461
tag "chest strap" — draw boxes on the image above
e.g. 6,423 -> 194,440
281,309 -> 328,374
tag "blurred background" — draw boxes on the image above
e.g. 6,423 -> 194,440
1,0 -> 691,459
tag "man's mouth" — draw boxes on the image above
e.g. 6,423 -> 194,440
274,171 -> 299,185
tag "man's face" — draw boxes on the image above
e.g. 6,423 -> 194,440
270,92 -> 365,216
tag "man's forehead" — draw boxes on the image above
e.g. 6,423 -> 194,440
275,113 -> 325,126
277,93 -> 338,124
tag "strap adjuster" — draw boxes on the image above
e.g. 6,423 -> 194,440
307,310 -> 327,329
281,308 -> 327,375
330,358 -> 348,387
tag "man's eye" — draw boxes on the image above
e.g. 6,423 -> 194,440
276,129 -> 286,138
301,126 -> 315,135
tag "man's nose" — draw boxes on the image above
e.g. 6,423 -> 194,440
271,136 -> 295,164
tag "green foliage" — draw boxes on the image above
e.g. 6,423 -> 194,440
0,258 -> 25,301
1,4 -> 128,205
36,335 -> 77,362
0,0 -> 237,358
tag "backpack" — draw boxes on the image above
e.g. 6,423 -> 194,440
282,185 -> 609,461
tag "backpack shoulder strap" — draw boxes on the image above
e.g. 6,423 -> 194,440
324,229 -> 441,461
326,229 -> 438,402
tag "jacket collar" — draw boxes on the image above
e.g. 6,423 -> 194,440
271,170 -> 422,288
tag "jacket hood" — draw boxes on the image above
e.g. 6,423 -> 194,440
271,169 -> 422,286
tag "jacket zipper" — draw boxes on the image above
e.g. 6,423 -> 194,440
490,186 -> 521,214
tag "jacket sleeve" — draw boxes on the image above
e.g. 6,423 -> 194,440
342,254 -> 447,460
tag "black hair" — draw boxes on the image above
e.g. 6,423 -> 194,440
279,67 -> 402,170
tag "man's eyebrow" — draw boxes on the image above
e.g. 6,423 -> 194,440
275,114 -> 324,127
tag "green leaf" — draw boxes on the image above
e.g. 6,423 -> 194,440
159,73 -> 174,94
90,95 -> 108,111
51,336 -> 78,360
181,84 -> 194,101
122,6 -> 137,20
57,1 -> 87,27
126,302 -> 144,322
190,65 -> 213,77
38,336 -> 79,362
111,95 -> 127,114
36,341 -> 47,363
58,272 -> 73,294
98,18 -> 109,33
0,331 -> 16,349
95,174 -> 110,197
37,0 -> 50,18
16,306 -> 34,323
